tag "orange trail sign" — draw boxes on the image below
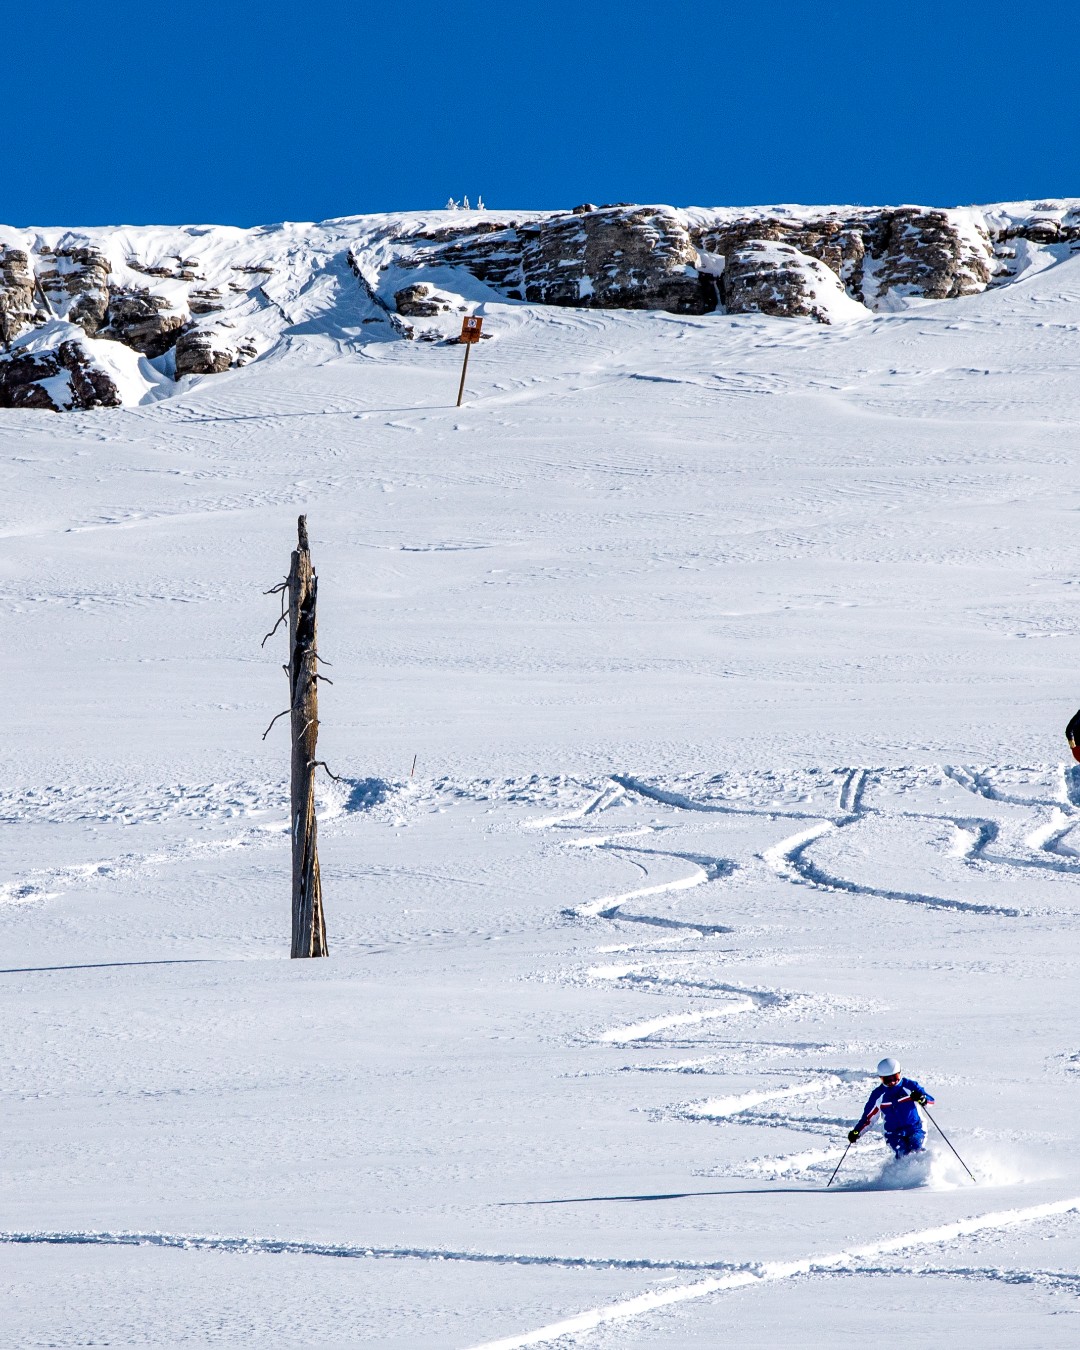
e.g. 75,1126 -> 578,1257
456,315 -> 484,406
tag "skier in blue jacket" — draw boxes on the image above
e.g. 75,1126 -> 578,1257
847,1058 -> 934,1158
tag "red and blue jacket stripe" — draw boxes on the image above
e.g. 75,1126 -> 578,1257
856,1078 -> 933,1138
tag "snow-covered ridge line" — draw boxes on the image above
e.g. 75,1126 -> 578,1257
2,197 -> 1079,409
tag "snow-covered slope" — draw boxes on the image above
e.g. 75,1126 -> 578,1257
0,318 -> 171,409
2,198 -> 1079,407
4,218 -> 1080,1346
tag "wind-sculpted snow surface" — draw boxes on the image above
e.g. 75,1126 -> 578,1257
6,250 -> 1080,1344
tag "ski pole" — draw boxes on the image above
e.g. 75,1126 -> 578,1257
826,1140 -> 853,1187
922,1105 -> 977,1183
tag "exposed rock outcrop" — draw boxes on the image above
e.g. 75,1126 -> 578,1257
174,326 -> 256,377
386,202 -> 1009,320
693,217 -> 869,300
722,240 -> 869,323
37,244 -> 111,334
865,208 -> 993,301
0,246 -> 38,346
396,220 -> 524,296
394,283 -> 451,317
519,207 -> 715,313
188,288 -> 225,315
397,206 -> 717,314
103,291 -> 187,357
397,204 -> 993,317
987,202 -> 1080,246
0,320 -> 123,410
693,207 -> 997,308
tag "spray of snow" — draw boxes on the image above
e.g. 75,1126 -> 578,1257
849,1143 -> 1043,1192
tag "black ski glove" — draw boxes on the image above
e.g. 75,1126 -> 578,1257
847,1128 -> 860,1143
911,1092 -> 927,1105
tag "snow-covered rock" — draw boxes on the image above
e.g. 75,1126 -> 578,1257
0,245 -> 38,345
395,206 -> 716,314
693,215 -> 868,299
691,206 -> 995,308
722,239 -> 870,323
0,319 -> 167,410
36,242 -> 111,334
0,198 -> 1078,408
392,217 -> 528,299
174,325 -> 255,377
865,208 -> 994,302
519,206 -> 715,313
384,202 -> 1027,319
102,290 -> 187,357
393,282 -> 451,317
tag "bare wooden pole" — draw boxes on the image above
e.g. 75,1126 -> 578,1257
456,341 -> 472,407
288,515 -> 328,957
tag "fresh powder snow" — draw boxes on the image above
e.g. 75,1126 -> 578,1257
4,209 -> 1080,1347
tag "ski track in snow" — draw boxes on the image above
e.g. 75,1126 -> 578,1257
600,1001 -> 755,1044
552,766 -> 1063,993
526,766 -> 1075,1189
465,1197 -> 1080,1349
6,1195 -> 1080,1344
737,1144 -> 851,1177
610,767 -> 1077,917
7,762 -> 1078,1339
0,821 -> 280,908
677,1077 -> 842,1120
0,1228 -> 744,1273
836,767 -> 869,815
523,781 -> 627,829
610,773 -> 827,822
570,845 -> 735,925
0,830 -> 286,907
761,818 -> 1025,917
0,775 -> 404,907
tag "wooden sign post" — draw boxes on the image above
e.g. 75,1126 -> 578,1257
456,314 -> 483,406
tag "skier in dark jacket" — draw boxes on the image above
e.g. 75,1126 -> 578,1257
1067,709 -> 1080,763
848,1058 -> 934,1158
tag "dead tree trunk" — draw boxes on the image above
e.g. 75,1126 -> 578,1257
288,515 -> 328,957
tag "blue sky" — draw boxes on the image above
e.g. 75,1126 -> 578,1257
6,0 -> 1078,225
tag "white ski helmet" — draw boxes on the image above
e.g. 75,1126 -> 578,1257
877,1057 -> 901,1077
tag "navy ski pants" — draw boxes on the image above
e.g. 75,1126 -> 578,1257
886,1127 -> 926,1159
